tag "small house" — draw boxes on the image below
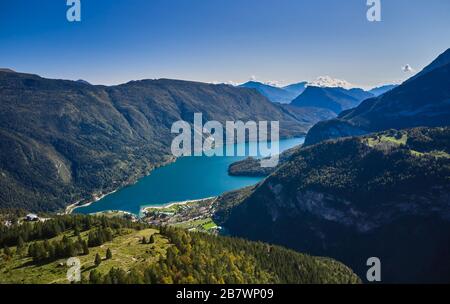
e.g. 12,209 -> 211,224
25,214 -> 39,222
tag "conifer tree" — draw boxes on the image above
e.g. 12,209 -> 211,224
16,236 -> 25,255
3,245 -> 12,257
82,240 -> 89,255
74,226 -> 80,237
94,253 -> 102,267
106,248 -> 112,260
89,270 -> 101,284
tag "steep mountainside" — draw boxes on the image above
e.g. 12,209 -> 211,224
408,48 -> 450,82
0,71 -> 311,212
220,127 -> 450,283
305,49 -> 450,145
0,214 -> 360,284
290,86 -> 374,115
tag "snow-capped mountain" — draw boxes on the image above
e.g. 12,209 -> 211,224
307,76 -> 355,89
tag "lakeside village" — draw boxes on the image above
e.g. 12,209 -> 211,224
140,197 -> 221,233
1,197 -> 222,235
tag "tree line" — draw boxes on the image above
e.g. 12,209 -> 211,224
0,214 -> 146,248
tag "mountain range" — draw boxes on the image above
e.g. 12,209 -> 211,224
305,48 -> 450,146
238,79 -> 397,117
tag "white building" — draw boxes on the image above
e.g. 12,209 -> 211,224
25,214 -> 39,222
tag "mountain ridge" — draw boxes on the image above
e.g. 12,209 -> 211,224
408,48 -> 450,82
282,82 -> 308,97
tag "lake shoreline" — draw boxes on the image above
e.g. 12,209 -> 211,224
64,155 -> 178,215
65,189 -> 119,215
141,197 -> 217,214
73,137 -> 304,216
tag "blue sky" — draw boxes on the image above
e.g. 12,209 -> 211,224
1,0 -> 449,88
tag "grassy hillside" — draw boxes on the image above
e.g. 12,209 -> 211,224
222,127 -> 450,283
0,214 -> 360,284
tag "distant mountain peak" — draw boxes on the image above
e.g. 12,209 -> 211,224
282,82 -> 308,95
307,76 -> 355,89
76,79 -> 91,85
241,80 -> 282,88
241,80 -> 266,86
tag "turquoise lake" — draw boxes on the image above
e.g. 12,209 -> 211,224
75,137 -> 304,215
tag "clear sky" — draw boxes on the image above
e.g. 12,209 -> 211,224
1,0 -> 449,88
